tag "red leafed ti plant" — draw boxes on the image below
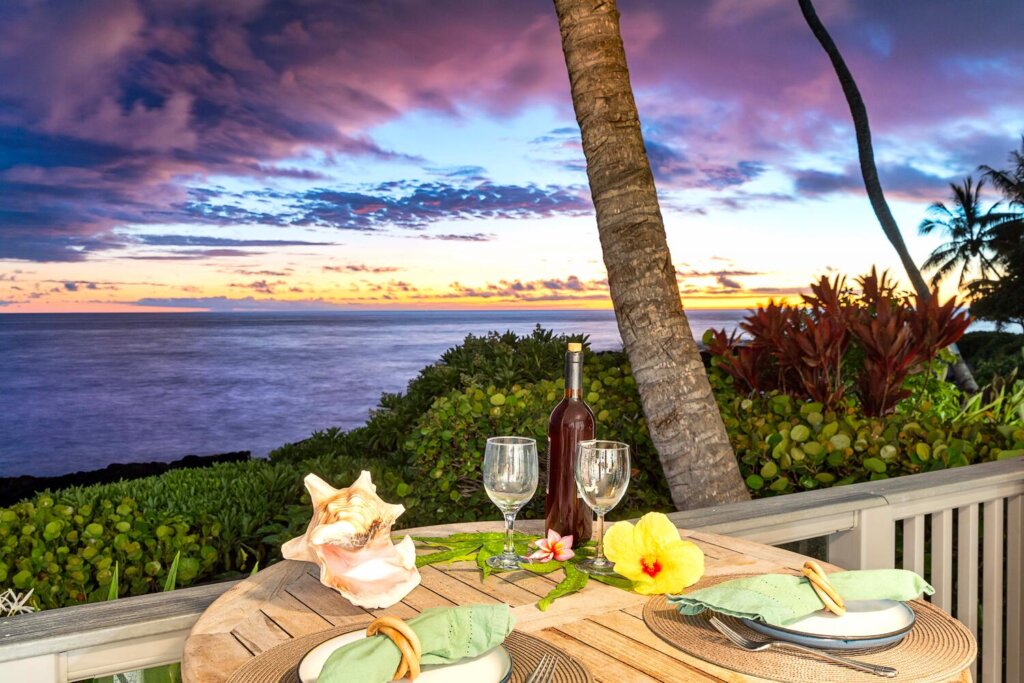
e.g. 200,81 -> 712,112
848,270 -> 970,416
704,328 -> 768,393
847,295 -> 918,415
734,276 -> 850,409
740,301 -> 799,394
705,269 -> 970,417
910,290 -> 972,362
790,275 -> 850,408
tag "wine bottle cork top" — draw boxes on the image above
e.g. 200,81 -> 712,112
567,342 -> 582,352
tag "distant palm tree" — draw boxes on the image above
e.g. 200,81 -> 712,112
979,136 -> 1024,259
981,136 -> 1024,208
919,177 -> 1014,288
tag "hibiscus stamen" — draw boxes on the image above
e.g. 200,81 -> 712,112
641,558 -> 662,578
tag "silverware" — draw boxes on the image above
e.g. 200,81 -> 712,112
708,616 -> 898,678
525,653 -> 557,683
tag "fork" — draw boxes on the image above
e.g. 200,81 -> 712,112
708,616 -> 898,678
525,653 -> 557,683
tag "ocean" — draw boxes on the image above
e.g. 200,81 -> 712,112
0,310 -> 744,477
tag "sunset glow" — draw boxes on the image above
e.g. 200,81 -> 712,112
1,0 -> 1022,312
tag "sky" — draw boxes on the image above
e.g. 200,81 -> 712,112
0,0 -> 1022,313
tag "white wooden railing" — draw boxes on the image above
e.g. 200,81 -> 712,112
0,457 -> 1021,683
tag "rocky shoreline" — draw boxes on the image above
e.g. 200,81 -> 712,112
0,451 -> 251,507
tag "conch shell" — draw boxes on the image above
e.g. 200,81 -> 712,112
282,471 -> 420,609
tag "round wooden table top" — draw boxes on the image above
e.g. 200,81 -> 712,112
182,519 -> 972,683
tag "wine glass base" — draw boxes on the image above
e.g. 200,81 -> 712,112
486,553 -> 527,571
576,558 -> 618,575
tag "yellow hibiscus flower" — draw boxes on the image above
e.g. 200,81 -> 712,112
603,512 -> 704,595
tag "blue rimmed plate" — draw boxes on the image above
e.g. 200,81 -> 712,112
741,599 -> 916,651
298,630 -> 513,683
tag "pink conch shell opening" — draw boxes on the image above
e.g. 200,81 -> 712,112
281,471 -> 420,609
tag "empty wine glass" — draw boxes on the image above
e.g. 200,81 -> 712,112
574,440 -> 630,575
483,436 -> 539,570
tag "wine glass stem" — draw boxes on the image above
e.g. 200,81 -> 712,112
504,512 -> 516,556
595,512 -> 605,563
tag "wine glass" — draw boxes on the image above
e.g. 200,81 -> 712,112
483,436 -> 539,570
574,440 -> 630,575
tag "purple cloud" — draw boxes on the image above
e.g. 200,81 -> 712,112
444,275 -> 609,302
131,296 -> 350,311
0,0 -> 1021,264
416,233 -> 495,242
323,264 -> 402,273
133,235 -> 336,248
229,280 -> 284,294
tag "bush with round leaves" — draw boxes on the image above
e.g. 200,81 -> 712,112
717,389 -> 1024,495
0,494 -> 216,610
394,352 -> 673,527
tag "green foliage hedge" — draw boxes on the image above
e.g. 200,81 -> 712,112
0,461 -> 304,610
397,354 -> 671,525
958,330 -> 1024,384
720,391 -> 1024,494
3,327 -> 1022,612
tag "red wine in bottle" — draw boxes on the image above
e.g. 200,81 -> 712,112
544,342 -> 594,545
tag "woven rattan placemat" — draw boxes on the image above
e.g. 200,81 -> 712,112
225,627 -> 592,683
642,575 -> 975,683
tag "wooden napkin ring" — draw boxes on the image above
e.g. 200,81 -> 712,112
801,560 -> 846,616
367,616 -> 423,681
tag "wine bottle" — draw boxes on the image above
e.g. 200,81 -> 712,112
544,342 -> 594,545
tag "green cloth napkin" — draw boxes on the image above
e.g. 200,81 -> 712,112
317,603 -> 515,683
668,569 -> 933,626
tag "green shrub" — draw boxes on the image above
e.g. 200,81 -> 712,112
0,494 -> 216,610
957,330 -> 1024,384
3,326 -> 1022,612
716,387 -> 1024,495
397,353 -> 671,527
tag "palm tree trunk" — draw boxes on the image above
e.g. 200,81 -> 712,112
552,0 -> 749,508
797,0 -> 979,393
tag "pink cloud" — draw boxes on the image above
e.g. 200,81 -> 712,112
1,0 -> 1021,261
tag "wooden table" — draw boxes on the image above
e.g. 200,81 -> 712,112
182,520 -> 971,683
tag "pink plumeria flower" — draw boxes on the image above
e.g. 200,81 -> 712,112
528,529 -> 575,562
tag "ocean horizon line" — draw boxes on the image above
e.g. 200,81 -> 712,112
0,306 -> 757,316
0,305 -> 757,312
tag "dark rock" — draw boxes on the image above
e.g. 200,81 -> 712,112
0,451 -> 251,507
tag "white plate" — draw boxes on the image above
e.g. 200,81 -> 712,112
741,600 -> 916,651
297,630 -> 513,683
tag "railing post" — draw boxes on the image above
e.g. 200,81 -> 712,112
982,499 -> 1005,683
932,509 -> 955,613
827,504 -> 895,569
1007,494 -> 1022,683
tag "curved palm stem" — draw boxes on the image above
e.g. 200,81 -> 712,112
797,0 -> 979,393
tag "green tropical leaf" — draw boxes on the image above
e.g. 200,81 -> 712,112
163,551 -> 180,593
106,563 -> 119,602
520,560 -> 564,575
476,546 -> 495,579
538,563 -> 589,611
589,572 -> 633,591
415,544 -> 481,568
